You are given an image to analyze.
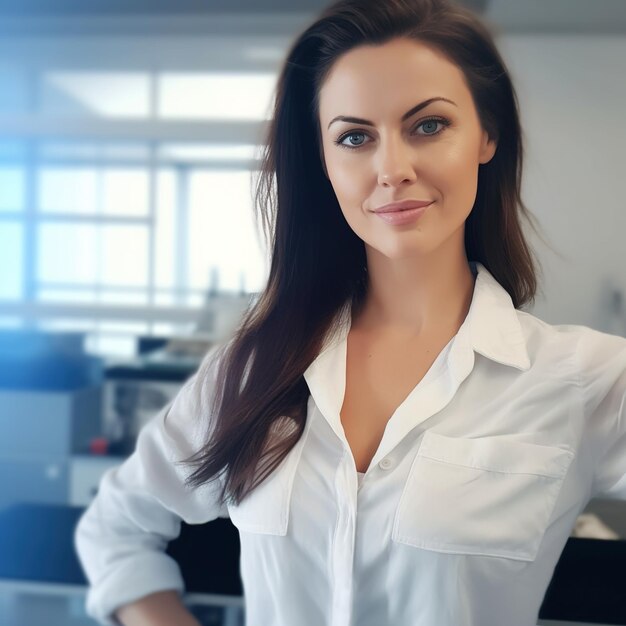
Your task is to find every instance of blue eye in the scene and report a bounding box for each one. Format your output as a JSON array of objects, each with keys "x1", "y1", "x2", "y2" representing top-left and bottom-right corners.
[
  {"x1": 339, "y1": 131, "x2": 368, "y2": 148},
  {"x1": 334, "y1": 116, "x2": 451, "y2": 150},
  {"x1": 420, "y1": 119, "x2": 441, "y2": 135}
]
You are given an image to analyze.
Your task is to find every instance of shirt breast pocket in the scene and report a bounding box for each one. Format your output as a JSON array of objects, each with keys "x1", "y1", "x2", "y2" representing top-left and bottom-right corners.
[
  {"x1": 227, "y1": 417, "x2": 308, "y2": 536},
  {"x1": 392, "y1": 431, "x2": 575, "y2": 562}
]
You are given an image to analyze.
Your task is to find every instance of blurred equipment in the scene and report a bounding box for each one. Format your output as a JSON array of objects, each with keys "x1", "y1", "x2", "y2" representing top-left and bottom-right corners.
[
  {"x1": 101, "y1": 335, "x2": 211, "y2": 456},
  {"x1": 0, "y1": 331, "x2": 103, "y2": 511}
]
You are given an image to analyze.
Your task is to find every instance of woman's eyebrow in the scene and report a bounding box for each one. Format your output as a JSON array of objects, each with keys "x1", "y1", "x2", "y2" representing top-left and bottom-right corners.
[{"x1": 327, "y1": 96, "x2": 457, "y2": 130}]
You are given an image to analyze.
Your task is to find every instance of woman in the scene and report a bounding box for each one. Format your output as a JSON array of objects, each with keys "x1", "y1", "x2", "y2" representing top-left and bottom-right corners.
[{"x1": 75, "y1": 1, "x2": 626, "y2": 625}]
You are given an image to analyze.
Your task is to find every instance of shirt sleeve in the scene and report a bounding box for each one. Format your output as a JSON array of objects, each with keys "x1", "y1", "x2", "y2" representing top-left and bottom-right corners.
[
  {"x1": 74, "y1": 343, "x2": 230, "y2": 626},
  {"x1": 576, "y1": 326, "x2": 626, "y2": 500}
]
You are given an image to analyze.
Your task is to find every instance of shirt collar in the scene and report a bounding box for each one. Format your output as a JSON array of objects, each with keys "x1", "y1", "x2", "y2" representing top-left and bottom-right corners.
[
  {"x1": 307, "y1": 260, "x2": 531, "y2": 375},
  {"x1": 302, "y1": 262, "x2": 531, "y2": 461},
  {"x1": 465, "y1": 261, "x2": 531, "y2": 371}
]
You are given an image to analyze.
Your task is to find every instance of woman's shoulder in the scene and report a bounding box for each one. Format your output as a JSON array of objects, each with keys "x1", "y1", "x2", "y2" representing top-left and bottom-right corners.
[
  {"x1": 516, "y1": 308, "x2": 626, "y2": 349},
  {"x1": 514, "y1": 309, "x2": 626, "y2": 382}
]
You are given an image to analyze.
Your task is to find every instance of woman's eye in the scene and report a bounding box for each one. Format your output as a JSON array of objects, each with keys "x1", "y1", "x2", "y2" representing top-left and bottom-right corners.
[
  {"x1": 419, "y1": 119, "x2": 444, "y2": 135},
  {"x1": 338, "y1": 131, "x2": 369, "y2": 148},
  {"x1": 414, "y1": 118, "x2": 449, "y2": 138},
  {"x1": 334, "y1": 117, "x2": 450, "y2": 150}
]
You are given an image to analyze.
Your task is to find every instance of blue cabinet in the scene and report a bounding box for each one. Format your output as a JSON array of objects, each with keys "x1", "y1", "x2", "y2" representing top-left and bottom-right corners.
[{"x1": 0, "y1": 386, "x2": 102, "y2": 509}]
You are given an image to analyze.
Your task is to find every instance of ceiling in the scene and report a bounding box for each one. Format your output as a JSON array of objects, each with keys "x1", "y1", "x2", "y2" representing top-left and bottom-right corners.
[{"x1": 0, "y1": 0, "x2": 625, "y2": 35}]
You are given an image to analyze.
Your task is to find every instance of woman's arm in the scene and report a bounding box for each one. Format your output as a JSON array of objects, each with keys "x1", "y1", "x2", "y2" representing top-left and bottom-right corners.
[
  {"x1": 74, "y1": 344, "x2": 230, "y2": 626},
  {"x1": 114, "y1": 590, "x2": 202, "y2": 626},
  {"x1": 577, "y1": 327, "x2": 626, "y2": 500}
]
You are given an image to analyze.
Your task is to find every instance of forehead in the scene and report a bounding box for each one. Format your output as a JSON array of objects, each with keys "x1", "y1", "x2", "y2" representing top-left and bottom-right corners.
[{"x1": 318, "y1": 38, "x2": 471, "y2": 119}]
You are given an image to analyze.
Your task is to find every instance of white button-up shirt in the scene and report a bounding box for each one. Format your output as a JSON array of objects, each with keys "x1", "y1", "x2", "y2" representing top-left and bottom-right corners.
[{"x1": 75, "y1": 262, "x2": 626, "y2": 626}]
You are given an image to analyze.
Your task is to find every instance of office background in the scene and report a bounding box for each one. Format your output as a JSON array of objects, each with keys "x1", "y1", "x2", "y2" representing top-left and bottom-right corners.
[{"x1": 0, "y1": 1, "x2": 625, "y2": 625}]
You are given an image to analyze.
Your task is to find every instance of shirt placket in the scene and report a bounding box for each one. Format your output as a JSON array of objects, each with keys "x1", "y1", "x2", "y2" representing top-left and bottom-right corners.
[{"x1": 330, "y1": 451, "x2": 358, "y2": 626}]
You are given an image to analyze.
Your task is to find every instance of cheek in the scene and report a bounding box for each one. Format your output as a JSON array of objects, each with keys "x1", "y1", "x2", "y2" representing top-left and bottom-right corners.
[
  {"x1": 327, "y1": 171, "x2": 369, "y2": 231},
  {"x1": 435, "y1": 140, "x2": 475, "y2": 177},
  {"x1": 327, "y1": 157, "x2": 366, "y2": 203},
  {"x1": 433, "y1": 144, "x2": 481, "y2": 208}
]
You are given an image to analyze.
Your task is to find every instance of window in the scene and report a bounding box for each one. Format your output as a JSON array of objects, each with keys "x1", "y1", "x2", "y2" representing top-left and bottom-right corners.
[
  {"x1": 0, "y1": 222, "x2": 23, "y2": 300},
  {"x1": 158, "y1": 72, "x2": 276, "y2": 120},
  {"x1": 40, "y1": 71, "x2": 151, "y2": 118},
  {"x1": 0, "y1": 167, "x2": 25, "y2": 213},
  {"x1": 0, "y1": 65, "x2": 275, "y2": 356}
]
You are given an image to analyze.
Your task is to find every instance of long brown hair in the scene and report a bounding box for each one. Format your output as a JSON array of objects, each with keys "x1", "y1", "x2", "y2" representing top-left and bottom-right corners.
[{"x1": 179, "y1": 0, "x2": 547, "y2": 507}]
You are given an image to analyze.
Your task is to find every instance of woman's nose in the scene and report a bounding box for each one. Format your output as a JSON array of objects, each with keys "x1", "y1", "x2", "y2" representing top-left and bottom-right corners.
[{"x1": 376, "y1": 135, "x2": 417, "y2": 187}]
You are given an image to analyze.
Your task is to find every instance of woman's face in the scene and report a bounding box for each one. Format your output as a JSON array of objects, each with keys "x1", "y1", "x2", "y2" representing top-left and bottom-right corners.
[{"x1": 318, "y1": 37, "x2": 497, "y2": 261}]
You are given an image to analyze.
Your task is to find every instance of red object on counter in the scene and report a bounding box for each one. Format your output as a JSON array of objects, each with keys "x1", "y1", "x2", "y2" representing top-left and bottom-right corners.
[{"x1": 89, "y1": 437, "x2": 109, "y2": 455}]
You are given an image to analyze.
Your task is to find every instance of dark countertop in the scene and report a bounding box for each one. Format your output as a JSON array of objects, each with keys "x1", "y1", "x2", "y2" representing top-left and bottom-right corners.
[{"x1": 0, "y1": 503, "x2": 242, "y2": 596}]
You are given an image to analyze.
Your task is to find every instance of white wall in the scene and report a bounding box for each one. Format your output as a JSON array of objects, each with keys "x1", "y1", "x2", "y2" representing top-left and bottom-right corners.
[{"x1": 498, "y1": 34, "x2": 626, "y2": 334}]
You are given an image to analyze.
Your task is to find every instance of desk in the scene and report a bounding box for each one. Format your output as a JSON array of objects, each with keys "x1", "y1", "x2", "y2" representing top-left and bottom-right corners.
[{"x1": 0, "y1": 581, "x2": 243, "y2": 626}]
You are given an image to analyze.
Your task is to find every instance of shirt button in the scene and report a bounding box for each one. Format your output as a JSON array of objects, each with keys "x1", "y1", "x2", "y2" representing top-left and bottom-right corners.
[{"x1": 379, "y1": 458, "x2": 393, "y2": 470}]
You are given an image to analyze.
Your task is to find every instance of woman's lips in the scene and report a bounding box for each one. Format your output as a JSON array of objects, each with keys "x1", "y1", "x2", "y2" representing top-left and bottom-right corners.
[
  {"x1": 374, "y1": 203, "x2": 431, "y2": 225},
  {"x1": 373, "y1": 199, "x2": 433, "y2": 213}
]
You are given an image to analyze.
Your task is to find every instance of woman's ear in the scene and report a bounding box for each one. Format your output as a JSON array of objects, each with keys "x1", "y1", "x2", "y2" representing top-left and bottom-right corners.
[{"x1": 479, "y1": 128, "x2": 498, "y2": 165}]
